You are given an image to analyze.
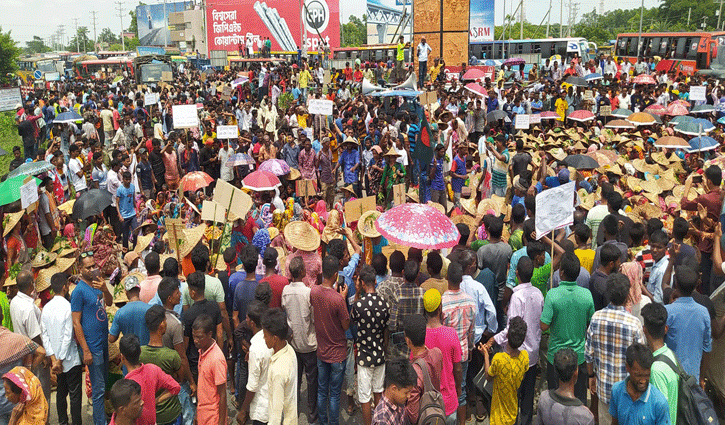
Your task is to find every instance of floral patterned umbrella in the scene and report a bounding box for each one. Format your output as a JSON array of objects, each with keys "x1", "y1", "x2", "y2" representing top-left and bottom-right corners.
[
  {"x1": 179, "y1": 171, "x2": 213, "y2": 192},
  {"x1": 666, "y1": 103, "x2": 689, "y2": 116},
  {"x1": 259, "y1": 159, "x2": 291, "y2": 176},
  {"x1": 374, "y1": 203, "x2": 460, "y2": 249}
]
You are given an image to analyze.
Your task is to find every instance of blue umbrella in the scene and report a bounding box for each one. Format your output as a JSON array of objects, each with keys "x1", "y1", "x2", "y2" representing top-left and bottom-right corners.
[
  {"x1": 54, "y1": 110, "x2": 82, "y2": 123},
  {"x1": 718, "y1": 116, "x2": 725, "y2": 125},
  {"x1": 688, "y1": 136, "x2": 719, "y2": 152},
  {"x1": 585, "y1": 73, "x2": 603, "y2": 81},
  {"x1": 675, "y1": 119, "x2": 715, "y2": 136},
  {"x1": 669, "y1": 115, "x2": 693, "y2": 126},
  {"x1": 7, "y1": 160, "x2": 54, "y2": 178}
]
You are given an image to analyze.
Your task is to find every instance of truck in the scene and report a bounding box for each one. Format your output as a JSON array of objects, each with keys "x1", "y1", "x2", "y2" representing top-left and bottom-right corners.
[{"x1": 133, "y1": 55, "x2": 174, "y2": 84}]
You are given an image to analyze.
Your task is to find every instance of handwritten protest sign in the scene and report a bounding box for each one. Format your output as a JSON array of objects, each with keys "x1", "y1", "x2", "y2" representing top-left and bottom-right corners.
[
  {"x1": 690, "y1": 86, "x2": 706, "y2": 101},
  {"x1": 172, "y1": 104, "x2": 199, "y2": 128},
  {"x1": 418, "y1": 91, "x2": 436, "y2": 105},
  {"x1": 308, "y1": 99, "x2": 333, "y2": 115},
  {"x1": 344, "y1": 196, "x2": 376, "y2": 223},
  {"x1": 514, "y1": 114, "x2": 530, "y2": 130},
  {"x1": 393, "y1": 184, "x2": 406, "y2": 206},
  {"x1": 221, "y1": 85, "x2": 233, "y2": 101},
  {"x1": 20, "y1": 180, "x2": 38, "y2": 210},
  {"x1": 216, "y1": 125, "x2": 238, "y2": 139},
  {"x1": 214, "y1": 179, "x2": 252, "y2": 220},
  {"x1": 201, "y1": 200, "x2": 227, "y2": 223},
  {"x1": 165, "y1": 218, "x2": 184, "y2": 259},
  {"x1": 535, "y1": 181, "x2": 575, "y2": 240},
  {"x1": 144, "y1": 92, "x2": 158, "y2": 106},
  {"x1": 530, "y1": 114, "x2": 541, "y2": 124}
]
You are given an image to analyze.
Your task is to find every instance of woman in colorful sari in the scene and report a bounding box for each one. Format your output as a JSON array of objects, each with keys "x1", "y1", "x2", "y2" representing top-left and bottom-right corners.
[
  {"x1": 3, "y1": 366, "x2": 47, "y2": 425},
  {"x1": 380, "y1": 148, "x2": 406, "y2": 207}
]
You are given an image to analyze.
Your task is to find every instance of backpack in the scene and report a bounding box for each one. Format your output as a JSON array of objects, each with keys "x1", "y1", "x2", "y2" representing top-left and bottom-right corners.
[
  {"x1": 655, "y1": 354, "x2": 720, "y2": 425},
  {"x1": 413, "y1": 358, "x2": 446, "y2": 425}
]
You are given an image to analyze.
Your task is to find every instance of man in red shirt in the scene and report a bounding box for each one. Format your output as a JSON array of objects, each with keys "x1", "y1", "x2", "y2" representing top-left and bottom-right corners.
[
  {"x1": 193, "y1": 314, "x2": 228, "y2": 425},
  {"x1": 261, "y1": 247, "x2": 289, "y2": 308},
  {"x1": 404, "y1": 314, "x2": 444, "y2": 424},
  {"x1": 108, "y1": 379, "x2": 144, "y2": 425}
]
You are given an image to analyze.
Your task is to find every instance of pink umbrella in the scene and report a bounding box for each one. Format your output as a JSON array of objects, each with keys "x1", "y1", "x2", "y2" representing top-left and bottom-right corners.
[
  {"x1": 540, "y1": 111, "x2": 561, "y2": 120},
  {"x1": 464, "y1": 82, "x2": 487, "y2": 97},
  {"x1": 374, "y1": 203, "x2": 460, "y2": 249},
  {"x1": 644, "y1": 104, "x2": 667, "y2": 116},
  {"x1": 179, "y1": 171, "x2": 213, "y2": 192},
  {"x1": 461, "y1": 69, "x2": 486, "y2": 81},
  {"x1": 670, "y1": 99, "x2": 691, "y2": 108},
  {"x1": 567, "y1": 110, "x2": 595, "y2": 122},
  {"x1": 242, "y1": 170, "x2": 281, "y2": 191},
  {"x1": 259, "y1": 159, "x2": 291, "y2": 176},
  {"x1": 666, "y1": 103, "x2": 689, "y2": 116},
  {"x1": 632, "y1": 74, "x2": 656, "y2": 84}
]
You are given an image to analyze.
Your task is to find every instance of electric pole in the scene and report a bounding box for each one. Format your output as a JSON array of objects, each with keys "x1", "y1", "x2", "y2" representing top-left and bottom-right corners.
[
  {"x1": 546, "y1": 0, "x2": 552, "y2": 36},
  {"x1": 116, "y1": 1, "x2": 126, "y2": 51},
  {"x1": 90, "y1": 10, "x2": 98, "y2": 51},
  {"x1": 57, "y1": 25, "x2": 65, "y2": 50},
  {"x1": 520, "y1": 0, "x2": 524, "y2": 39},
  {"x1": 73, "y1": 18, "x2": 80, "y2": 52},
  {"x1": 568, "y1": 2, "x2": 579, "y2": 37}
]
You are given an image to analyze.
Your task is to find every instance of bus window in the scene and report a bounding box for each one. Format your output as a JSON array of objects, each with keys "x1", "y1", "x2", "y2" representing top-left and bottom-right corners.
[
  {"x1": 495, "y1": 43, "x2": 504, "y2": 59},
  {"x1": 650, "y1": 37, "x2": 660, "y2": 56},
  {"x1": 686, "y1": 38, "x2": 698, "y2": 60},
  {"x1": 532, "y1": 43, "x2": 541, "y2": 54},
  {"x1": 555, "y1": 42, "x2": 567, "y2": 58},
  {"x1": 580, "y1": 42, "x2": 590, "y2": 61},
  {"x1": 541, "y1": 42, "x2": 552, "y2": 57},
  {"x1": 675, "y1": 37, "x2": 687, "y2": 58},
  {"x1": 617, "y1": 38, "x2": 626, "y2": 56}
]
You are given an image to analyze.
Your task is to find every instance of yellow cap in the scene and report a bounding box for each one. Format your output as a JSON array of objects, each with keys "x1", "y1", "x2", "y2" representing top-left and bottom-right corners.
[{"x1": 423, "y1": 288, "x2": 442, "y2": 312}]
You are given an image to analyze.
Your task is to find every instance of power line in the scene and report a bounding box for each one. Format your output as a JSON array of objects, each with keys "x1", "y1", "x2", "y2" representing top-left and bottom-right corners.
[
  {"x1": 116, "y1": 1, "x2": 126, "y2": 51},
  {"x1": 72, "y1": 18, "x2": 80, "y2": 52},
  {"x1": 90, "y1": 10, "x2": 98, "y2": 51}
]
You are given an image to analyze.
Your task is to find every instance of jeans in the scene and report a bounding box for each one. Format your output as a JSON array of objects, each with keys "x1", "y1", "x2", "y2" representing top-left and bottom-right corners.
[
  {"x1": 178, "y1": 382, "x2": 195, "y2": 425},
  {"x1": 88, "y1": 348, "x2": 109, "y2": 425},
  {"x1": 430, "y1": 188, "x2": 448, "y2": 212},
  {"x1": 517, "y1": 365, "x2": 538, "y2": 425},
  {"x1": 24, "y1": 142, "x2": 36, "y2": 160},
  {"x1": 56, "y1": 364, "x2": 82, "y2": 425},
  {"x1": 297, "y1": 351, "x2": 319, "y2": 422},
  {"x1": 317, "y1": 358, "x2": 347, "y2": 425},
  {"x1": 121, "y1": 216, "x2": 135, "y2": 249},
  {"x1": 492, "y1": 185, "x2": 506, "y2": 197},
  {"x1": 419, "y1": 61, "x2": 428, "y2": 85},
  {"x1": 459, "y1": 360, "x2": 469, "y2": 405},
  {"x1": 345, "y1": 340, "x2": 355, "y2": 398}
]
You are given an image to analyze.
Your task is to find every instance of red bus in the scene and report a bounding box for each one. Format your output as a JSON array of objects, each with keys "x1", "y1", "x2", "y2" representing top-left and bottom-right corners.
[{"x1": 615, "y1": 31, "x2": 725, "y2": 76}]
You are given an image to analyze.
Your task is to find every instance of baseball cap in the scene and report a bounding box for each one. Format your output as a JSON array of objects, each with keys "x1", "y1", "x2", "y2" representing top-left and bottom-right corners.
[
  {"x1": 423, "y1": 288, "x2": 442, "y2": 312},
  {"x1": 558, "y1": 168, "x2": 570, "y2": 183},
  {"x1": 123, "y1": 273, "x2": 141, "y2": 291},
  {"x1": 263, "y1": 247, "x2": 278, "y2": 263}
]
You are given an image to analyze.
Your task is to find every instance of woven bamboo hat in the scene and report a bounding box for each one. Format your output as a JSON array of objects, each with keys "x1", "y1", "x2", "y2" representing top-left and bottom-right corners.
[{"x1": 284, "y1": 221, "x2": 321, "y2": 252}]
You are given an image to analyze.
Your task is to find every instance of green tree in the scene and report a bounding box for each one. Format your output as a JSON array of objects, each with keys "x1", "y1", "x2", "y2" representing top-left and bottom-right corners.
[
  {"x1": 24, "y1": 36, "x2": 51, "y2": 55},
  {"x1": 0, "y1": 27, "x2": 20, "y2": 85},
  {"x1": 341, "y1": 15, "x2": 367, "y2": 47},
  {"x1": 99, "y1": 28, "x2": 120, "y2": 45},
  {"x1": 128, "y1": 2, "x2": 146, "y2": 37},
  {"x1": 67, "y1": 26, "x2": 92, "y2": 52},
  {"x1": 125, "y1": 36, "x2": 140, "y2": 51}
]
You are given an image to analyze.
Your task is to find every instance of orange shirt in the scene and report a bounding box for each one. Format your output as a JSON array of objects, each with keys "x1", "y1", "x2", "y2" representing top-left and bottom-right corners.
[{"x1": 197, "y1": 342, "x2": 227, "y2": 425}]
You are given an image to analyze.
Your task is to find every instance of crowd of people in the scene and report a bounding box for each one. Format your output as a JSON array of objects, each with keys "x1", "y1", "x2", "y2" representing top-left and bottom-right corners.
[{"x1": 2, "y1": 49, "x2": 725, "y2": 425}]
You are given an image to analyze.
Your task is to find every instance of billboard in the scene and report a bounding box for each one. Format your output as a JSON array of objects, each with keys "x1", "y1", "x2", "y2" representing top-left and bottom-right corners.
[
  {"x1": 469, "y1": 0, "x2": 494, "y2": 42},
  {"x1": 207, "y1": 0, "x2": 340, "y2": 52},
  {"x1": 136, "y1": 2, "x2": 193, "y2": 46}
]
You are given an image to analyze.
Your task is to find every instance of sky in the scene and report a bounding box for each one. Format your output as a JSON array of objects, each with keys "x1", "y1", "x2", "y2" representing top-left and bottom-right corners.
[{"x1": 2, "y1": 0, "x2": 662, "y2": 47}]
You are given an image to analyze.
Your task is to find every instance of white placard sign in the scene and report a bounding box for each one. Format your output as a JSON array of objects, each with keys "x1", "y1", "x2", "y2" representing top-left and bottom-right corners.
[
  {"x1": 0, "y1": 88, "x2": 22, "y2": 112},
  {"x1": 217, "y1": 125, "x2": 239, "y2": 139},
  {"x1": 201, "y1": 200, "x2": 227, "y2": 223},
  {"x1": 530, "y1": 114, "x2": 541, "y2": 124},
  {"x1": 535, "y1": 181, "x2": 575, "y2": 240},
  {"x1": 690, "y1": 86, "x2": 706, "y2": 102},
  {"x1": 20, "y1": 181, "x2": 38, "y2": 209},
  {"x1": 172, "y1": 104, "x2": 200, "y2": 128},
  {"x1": 308, "y1": 99, "x2": 333, "y2": 115},
  {"x1": 514, "y1": 114, "x2": 530, "y2": 130},
  {"x1": 144, "y1": 92, "x2": 158, "y2": 106}
]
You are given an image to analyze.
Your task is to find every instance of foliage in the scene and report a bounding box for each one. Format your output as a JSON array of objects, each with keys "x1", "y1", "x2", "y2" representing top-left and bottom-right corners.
[
  {"x1": 109, "y1": 43, "x2": 124, "y2": 51},
  {"x1": 0, "y1": 27, "x2": 20, "y2": 85},
  {"x1": 341, "y1": 15, "x2": 367, "y2": 47},
  {"x1": 277, "y1": 91, "x2": 294, "y2": 111},
  {"x1": 99, "y1": 28, "x2": 120, "y2": 46},
  {"x1": 126, "y1": 37, "x2": 140, "y2": 51},
  {"x1": 0, "y1": 111, "x2": 22, "y2": 175},
  {"x1": 67, "y1": 26, "x2": 92, "y2": 52},
  {"x1": 24, "y1": 36, "x2": 51, "y2": 55}
]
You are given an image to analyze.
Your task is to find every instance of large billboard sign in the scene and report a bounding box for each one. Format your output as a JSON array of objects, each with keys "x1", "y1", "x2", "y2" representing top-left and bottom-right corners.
[
  {"x1": 469, "y1": 0, "x2": 494, "y2": 42},
  {"x1": 206, "y1": 0, "x2": 340, "y2": 52},
  {"x1": 136, "y1": 2, "x2": 193, "y2": 46}
]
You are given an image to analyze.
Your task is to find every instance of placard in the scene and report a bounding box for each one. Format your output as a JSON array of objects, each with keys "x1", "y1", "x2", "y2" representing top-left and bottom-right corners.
[
  {"x1": 690, "y1": 85, "x2": 706, "y2": 102},
  {"x1": 172, "y1": 104, "x2": 200, "y2": 128},
  {"x1": 514, "y1": 114, "x2": 530, "y2": 130},
  {"x1": 44, "y1": 72, "x2": 60, "y2": 81},
  {"x1": 201, "y1": 200, "x2": 227, "y2": 223},
  {"x1": 418, "y1": 91, "x2": 437, "y2": 105},
  {"x1": 530, "y1": 114, "x2": 541, "y2": 124},
  {"x1": 165, "y1": 218, "x2": 184, "y2": 257},
  {"x1": 323, "y1": 70, "x2": 331, "y2": 85},
  {"x1": 20, "y1": 180, "x2": 38, "y2": 209},
  {"x1": 535, "y1": 181, "x2": 575, "y2": 240},
  {"x1": 381, "y1": 244, "x2": 409, "y2": 260},
  {"x1": 344, "y1": 196, "x2": 376, "y2": 223},
  {"x1": 213, "y1": 179, "x2": 252, "y2": 220},
  {"x1": 599, "y1": 106, "x2": 611, "y2": 117},
  {"x1": 161, "y1": 71, "x2": 173, "y2": 82},
  {"x1": 308, "y1": 99, "x2": 333, "y2": 115},
  {"x1": 216, "y1": 125, "x2": 239, "y2": 139},
  {"x1": 0, "y1": 88, "x2": 21, "y2": 112},
  {"x1": 393, "y1": 184, "x2": 406, "y2": 206},
  {"x1": 296, "y1": 180, "x2": 317, "y2": 198},
  {"x1": 144, "y1": 92, "x2": 158, "y2": 106},
  {"x1": 221, "y1": 85, "x2": 232, "y2": 101}
]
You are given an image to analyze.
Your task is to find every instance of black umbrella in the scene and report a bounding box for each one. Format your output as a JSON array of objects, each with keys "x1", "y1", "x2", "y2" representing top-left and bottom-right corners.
[
  {"x1": 487, "y1": 110, "x2": 508, "y2": 122},
  {"x1": 565, "y1": 76, "x2": 588, "y2": 86},
  {"x1": 563, "y1": 154, "x2": 600, "y2": 170},
  {"x1": 72, "y1": 189, "x2": 114, "y2": 220}
]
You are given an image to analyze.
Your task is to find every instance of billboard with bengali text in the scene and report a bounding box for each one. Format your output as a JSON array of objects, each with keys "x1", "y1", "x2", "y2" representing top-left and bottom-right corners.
[
  {"x1": 206, "y1": 0, "x2": 340, "y2": 52},
  {"x1": 469, "y1": 0, "x2": 494, "y2": 43},
  {"x1": 136, "y1": 2, "x2": 193, "y2": 46}
]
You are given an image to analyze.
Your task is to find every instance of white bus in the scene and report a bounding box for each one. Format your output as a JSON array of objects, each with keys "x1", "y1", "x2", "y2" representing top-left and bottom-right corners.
[{"x1": 469, "y1": 37, "x2": 597, "y2": 65}]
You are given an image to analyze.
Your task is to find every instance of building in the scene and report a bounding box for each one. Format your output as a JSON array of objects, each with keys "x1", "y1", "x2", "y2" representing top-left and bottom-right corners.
[{"x1": 169, "y1": 9, "x2": 208, "y2": 55}]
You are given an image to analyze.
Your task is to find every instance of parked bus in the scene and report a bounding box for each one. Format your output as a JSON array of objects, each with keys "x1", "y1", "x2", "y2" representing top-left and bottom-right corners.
[
  {"x1": 615, "y1": 31, "x2": 725, "y2": 76},
  {"x1": 16, "y1": 56, "x2": 63, "y2": 82},
  {"x1": 331, "y1": 44, "x2": 410, "y2": 69},
  {"x1": 133, "y1": 55, "x2": 173, "y2": 83},
  {"x1": 73, "y1": 57, "x2": 134, "y2": 80},
  {"x1": 96, "y1": 51, "x2": 131, "y2": 59},
  {"x1": 469, "y1": 37, "x2": 597, "y2": 65}
]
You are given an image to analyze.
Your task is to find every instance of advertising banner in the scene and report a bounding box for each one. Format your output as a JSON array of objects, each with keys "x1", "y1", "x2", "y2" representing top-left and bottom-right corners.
[
  {"x1": 206, "y1": 0, "x2": 340, "y2": 52},
  {"x1": 136, "y1": 2, "x2": 193, "y2": 46},
  {"x1": 469, "y1": 0, "x2": 494, "y2": 43}
]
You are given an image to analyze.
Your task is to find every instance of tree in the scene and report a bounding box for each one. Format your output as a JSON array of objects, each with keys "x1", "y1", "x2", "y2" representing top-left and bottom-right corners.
[
  {"x1": 99, "y1": 28, "x2": 120, "y2": 46},
  {"x1": 24, "y1": 36, "x2": 51, "y2": 55},
  {"x1": 341, "y1": 15, "x2": 367, "y2": 47},
  {"x1": 67, "y1": 26, "x2": 92, "y2": 53},
  {"x1": 0, "y1": 27, "x2": 21, "y2": 85},
  {"x1": 125, "y1": 36, "x2": 140, "y2": 51},
  {"x1": 128, "y1": 2, "x2": 146, "y2": 37}
]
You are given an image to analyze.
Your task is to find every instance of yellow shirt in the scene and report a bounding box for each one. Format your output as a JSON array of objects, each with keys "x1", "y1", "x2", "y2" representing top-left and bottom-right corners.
[
  {"x1": 299, "y1": 70, "x2": 312, "y2": 89},
  {"x1": 555, "y1": 98, "x2": 568, "y2": 121},
  {"x1": 489, "y1": 350, "x2": 529, "y2": 425},
  {"x1": 575, "y1": 248, "x2": 595, "y2": 274},
  {"x1": 429, "y1": 64, "x2": 441, "y2": 82},
  {"x1": 396, "y1": 43, "x2": 405, "y2": 61}
]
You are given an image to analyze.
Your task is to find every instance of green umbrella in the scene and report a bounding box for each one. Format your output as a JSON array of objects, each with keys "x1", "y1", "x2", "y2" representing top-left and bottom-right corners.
[{"x1": 0, "y1": 175, "x2": 41, "y2": 207}]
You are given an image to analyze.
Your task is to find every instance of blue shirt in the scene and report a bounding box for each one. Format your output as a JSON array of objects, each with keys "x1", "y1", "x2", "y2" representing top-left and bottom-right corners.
[
  {"x1": 535, "y1": 176, "x2": 564, "y2": 193},
  {"x1": 609, "y1": 379, "x2": 670, "y2": 425},
  {"x1": 338, "y1": 149, "x2": 360, "y2": 184},
  {"x1": 342, "y1": 253, "x2": 360, "y2": 340},
  {"x1": 665, "y1": 297, "x2": 712, "y2": 380},
  {"x1": 109, "y1": 300, "x2": 151, "y2": 345},
  {"x1": 430, "y1": 157, "x2": 445, "y2": 191},
  {"x1": 70, "y1": 279, "x2": 108, "y2": 354},
  {"x1": 117, "y1": 184, "x2": 136, "y2": 219},
  {"x1": 233, "y1": 276, "x2": 260, "y2": 325},
  {"x1": 461, "y1": 275, "x2": 497, "y2": 341},
  {"x1": 149, "y1": 280, "x2": 189, "y2": 316}
]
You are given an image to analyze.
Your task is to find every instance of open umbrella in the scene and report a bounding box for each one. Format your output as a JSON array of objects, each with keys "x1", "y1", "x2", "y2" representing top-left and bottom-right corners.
[
  {"x1": 231, "y1": 76, "x2": 249, "y2": 88},
  {"x1": 718, "y1": 116, "x2": 725, "y2": 125},
  {"x1": 688, "y1": 136, "x2": 719, "y2": 152},
  {"x1": 179, "y1": 171, "x2": 213, "y2": 192},
  {"x1": 0, "y1": 175, "x2": 40, "y2": 207},
  {"x1": 691, "y1": 104, "x2": 716, "y2": 114},
  {"x1": 225, "y1": 153, "x2": 255, "y2": 167},
  {"x1": 674, "y1": 118, "x2": 715, "y2": 136},
  {"x1": 539, "y1": 111, "x2": 561, "y2": 120},
  {"x1": 7, "y1": 160, "x2": 54, "y2": 179},
  {"x1": 242, "y1": 170, "x2": 281, "y2": 191},
  {"x1": 567, "y1": 110, "x2": 595, "y2": 122},
  {"x1": 563, "y1": 154, "x2": 599, "y2": 170},
  {"x1": 487, "y1": 110, "x2": 508, "y2": 121},
  {"x1": 644, "y1": 104, "x2": 667, "y2": 116},
  {"x1": 669, "y1": 115, "x2": 693, "y2": 126},
  {"x1": 565, "y1": 76, "x2": 588, "y2": 86},
  {"x1": 585, "y1": 73, "x2": 603, "y2": 81},
  {"x1": 627, "y1": 112, "x2": 657, "y2": 126},
  {"x1": 654, "y1": 136, "x2": 690, "y2": 149},
  {"x1": 374, "y1": 203, "x2": 460, "y2": 249},
  {"x1": 611, "y1": 108, "x2": 634, "y2": 118},
  {"x1": 604, "y1": 119, "x2": 635, "y2": 129},
  {"x1": 671, "y1": 99, "x2": 691, "y2": 108},
  {"x1": 54, "y1": 111, "x2": 83, "y2": 124},
  {"x1": 259, "y1": 159, "x2": 291, "y2": 176},
  {"x1": 72, "y1": 189, "x2": 113, "y2": 220},
  {"x1": 502, "y1": 57, "x2": 526, "y2": 66},
  {"x1": 464, "y1": 82, "x2": 487, "y2": 97},
  {"x1": 461, "y1": 69, "x2": 486, "y2": 81},
  {"x1": 632, "y1": 74, "x2": 656, "y2": 84},
  {"x1": 666, "y1": 103, "x2": 689, "y2": 116}
]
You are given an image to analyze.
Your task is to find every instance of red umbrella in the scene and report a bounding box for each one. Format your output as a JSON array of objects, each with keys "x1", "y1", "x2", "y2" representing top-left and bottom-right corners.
[
  {"x1": 464, "y1": 82, "x2": 487, "y2": 97},
  {"x1": 179, "y1": 171, "x2": 213, "y2": 192},
  {"x1": 666, "y1": 103, "x2": 689, "y2": 116},
  {"x1": 540, "y1": 111, "x2": 561, "y2": 120},
  {"x1": 670, "y1": 99, "x2": 691, "y2": 108},
  {"x1": 461, "y1": 69, "x2": 486, "y2": 81},
  {"x1": 567, "y1": 110, "x2": 595, "y2": 122},
  {"x1": 374, "y1": 203, "x2": 460, "y2": 249},
  {"x1": 242, "y1": 170, "x2": 281, "y2": 191},
  {"x1": 644, "y1": 104, "x2": 667, "y2": 116},
  {"x1": 632, "y1": 74, "x2": 656, "y2": 84}
]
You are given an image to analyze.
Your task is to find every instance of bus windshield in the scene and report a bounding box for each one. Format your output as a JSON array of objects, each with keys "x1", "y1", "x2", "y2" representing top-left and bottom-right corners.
[
  {"x1": 138, "y1": 63, "x2": 172, "y2": 83},
  {"x1": 579, "y1": 42, "x2": 590, "y2": 62},
  {"x1": 36, "y1": 60, "x2": 57, "y2": 73}
]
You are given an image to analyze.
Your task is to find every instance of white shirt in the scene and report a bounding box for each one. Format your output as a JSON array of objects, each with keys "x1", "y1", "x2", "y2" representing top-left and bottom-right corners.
[
  {"x1": 218, "y1": 147, "x2": 234, "y2": 181},
  {"x1": 10, "y1": 291, "x2": 42, "y2": 340},
  {"x1": 107, "y1": 169, "x2": 121, "y2": 207},
  {"x1": 281, "y1": 282, "x2": 317, "y2": 353},
  {"x1": 267, "y1": 344, "x2": 298, "y2": 425},
  {"x1": 41, "y1": 295, "x2": 81, "y2": 372},
  {"x1": 246, "y1": 330, "x2": 273, "y2": 422},
  {"x1": 417, "y1": 42, "x2": 432, "y2": 62},
  {"x1": 68, "y1": 157, "x2": 87, "y2": 192}
]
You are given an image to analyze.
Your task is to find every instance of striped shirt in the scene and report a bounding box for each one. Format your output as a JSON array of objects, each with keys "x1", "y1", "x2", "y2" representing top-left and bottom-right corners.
[
  {"x1": 442, "y1": 289, "x2": 477, "y2": 362},
  {"x1": 491, "y1": 149, "x2": 509, "y2": 188},
  {"x1": 584, "y1": 304, "x2": 644, "y2": 404}
]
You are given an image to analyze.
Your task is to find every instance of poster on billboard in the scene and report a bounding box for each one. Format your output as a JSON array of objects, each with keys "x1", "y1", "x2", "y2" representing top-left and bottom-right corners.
[
  {"x1": 469, "y1": 0, "x2": 494, "y2": 43},
  {"x1": 137, "y1": 2, "x2": 193, "y2": 46},
  {"x1": 206, "y1": 0, "x2": 340, "y2": 52}
]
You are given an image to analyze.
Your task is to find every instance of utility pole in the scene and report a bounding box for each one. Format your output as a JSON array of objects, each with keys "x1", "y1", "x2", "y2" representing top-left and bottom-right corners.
[
  {"x1": 116, "y1": 1, "x2": 126, "y2": 51},
  {"x1": 568, "y1": 2, "x2": 579, "y2": 37},
  {"x1": 520, "y1": 0, "x2": 524, "y2": 39},
  {"x1": 636, "y1": 0, "x2": 644, "y2": 57},
  {"x1": 687, "y1": 8, "x2": 691, "y2": 27},
  {"x1": 57, "y1": 25, "x2": 65, "y2": 50},
  {"x1": 90, "y1": 10, "x2": 98, "y2": 51},
  {"x1": 546, "y1": 0, "x2": 552, "y2": 36},
  {"x1": 73, "y1": 18, "x2": 80, "y2": 52},
  {"x1": 718, "y1": 0, "x2": 723, "y2": 31}
]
